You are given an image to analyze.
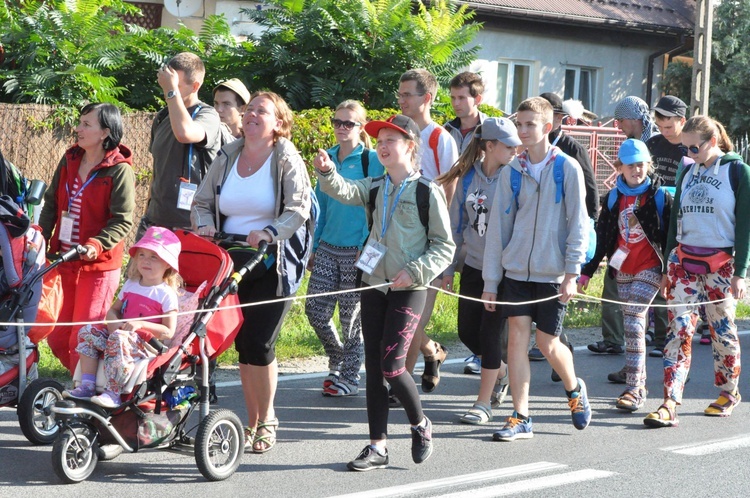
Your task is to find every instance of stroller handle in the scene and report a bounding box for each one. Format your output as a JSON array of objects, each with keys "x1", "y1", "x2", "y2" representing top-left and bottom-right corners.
[
  {"x1": 60, "y1": 245, "x2": 87, "y2": 262},
  {"x1": 148, "y1": 336, "x2": 169, "y2": 355}
]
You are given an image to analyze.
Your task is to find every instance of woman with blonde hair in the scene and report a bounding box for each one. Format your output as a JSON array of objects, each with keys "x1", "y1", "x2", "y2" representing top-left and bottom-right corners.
[
  {"x1": 644, "y1": 116, "x2": 750, "y2": 427},
  {"x1": 306, "y1": 100, "x2": 384, "y2": 397},
  {"x1": 192, "y1": 91, "x2": 311, "y2": 452}
]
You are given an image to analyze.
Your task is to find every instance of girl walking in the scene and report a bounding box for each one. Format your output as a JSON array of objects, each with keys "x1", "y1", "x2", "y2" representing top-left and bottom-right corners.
[
  {"x1": 438, "y1": 117, "x2": 521, "y2": 424},
  {"x1": 578, "y1": 139, "x2": 672, "y2": 411},
  {"x1": 64, "y1": 226, "x2": 181, "y2": 408},
  {"x1": 644, "y1": 116, "x2": 750, "y2": 427},
  {"x1": 305, "y1": 100, "x2": 383, "y2": 397},
  {"x1": 314, "y1": 115, "x2": 454, "y2": 470}
]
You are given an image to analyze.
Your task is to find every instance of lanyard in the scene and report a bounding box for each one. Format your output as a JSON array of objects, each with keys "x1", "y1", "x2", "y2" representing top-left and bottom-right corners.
[
  {"x1": 66, "y1": 171, "x2": 99, "y2": 211},
  {"x1": 551, "y1": 130, "x2": 562, "y2": 147},
  {"x1": 185, "y1": 104, "x2": 203, "y2": 182},
  {"x1": 380, "y1": 174, "x2": 411, "y2": 238}
]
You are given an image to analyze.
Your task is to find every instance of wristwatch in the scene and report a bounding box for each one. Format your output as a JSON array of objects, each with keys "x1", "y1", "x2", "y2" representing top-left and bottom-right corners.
[{"x1": 166, "y1": 90, "x2": 177, "y2": 100}]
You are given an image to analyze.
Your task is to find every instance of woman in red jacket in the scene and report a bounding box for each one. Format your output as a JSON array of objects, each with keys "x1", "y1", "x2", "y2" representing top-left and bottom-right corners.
[{"x1": 40, "y1": 103, "x2": 136, "y2": 372}]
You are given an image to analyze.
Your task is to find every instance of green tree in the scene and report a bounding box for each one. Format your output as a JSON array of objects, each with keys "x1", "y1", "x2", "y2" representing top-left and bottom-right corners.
[
  {"x1": 710, "y1": 0, "x2": 750, "y2": 138},
  {"x1": 658, "y1": 59, "x2": 692, "y2": 107},
  {"x1": 0, "y1": 0, "x2": 137, "y2": 125},
  {"x1": 242, "y1": 0, "x2": 481, "y2": 110}
]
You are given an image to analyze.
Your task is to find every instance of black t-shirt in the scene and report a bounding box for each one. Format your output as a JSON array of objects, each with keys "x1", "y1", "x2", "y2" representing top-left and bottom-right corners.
[{"x1": 646, "y1": 134, "x2": 684, "y2": 187}]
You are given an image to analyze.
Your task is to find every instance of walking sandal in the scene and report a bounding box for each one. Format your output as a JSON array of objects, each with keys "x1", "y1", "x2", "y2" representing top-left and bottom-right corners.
[
  {"x1": 421, "y1": 343, "x2": 448, "y2": 393},
  {"x1": 643, "y1": 403, "x2": 679, "y2": 428},
  {"x1": 704, "y1": 390, "x2": 741, "y2": 417},
  {"x1": 616, "y1": 387, "x2": 647, "y2": 412},
  {"x1": 253, "y1": 418, "x2": 279, "y2": 453}
]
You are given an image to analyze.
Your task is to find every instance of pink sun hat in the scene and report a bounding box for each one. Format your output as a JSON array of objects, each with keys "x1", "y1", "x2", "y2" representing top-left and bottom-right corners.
[{"x1": 129, "y1": 226, "x2": 181, "y2": 272}]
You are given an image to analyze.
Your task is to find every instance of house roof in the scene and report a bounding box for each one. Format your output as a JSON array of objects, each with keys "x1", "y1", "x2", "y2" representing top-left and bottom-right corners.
[{"x1": 461, "y1": 0, "x2": 695, "y2": 35}]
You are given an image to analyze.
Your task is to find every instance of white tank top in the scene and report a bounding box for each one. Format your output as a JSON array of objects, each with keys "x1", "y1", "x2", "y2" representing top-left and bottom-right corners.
[{"x1": 220, "y1": 153, "x2": 276, "y2": 235}]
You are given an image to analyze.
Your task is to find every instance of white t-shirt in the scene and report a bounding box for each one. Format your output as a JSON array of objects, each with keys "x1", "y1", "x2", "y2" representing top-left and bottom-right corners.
[
  {"x1": 418, "y1": 122, "x2": 459, "y2": 180},
  {"x1": 220, "y1": 153, "x2": 276, "y2": 235},
  {"x1": 527, "y1": 148, "x2": 555, "y2": 183}
]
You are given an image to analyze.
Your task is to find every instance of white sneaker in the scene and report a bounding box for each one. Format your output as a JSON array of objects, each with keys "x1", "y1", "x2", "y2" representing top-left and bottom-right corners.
[
  {"x1": 463, "y1": 354, "x2": 481, "y2": 375},
  {"x1": 323, "y1": 380, "x2": 359, "y2": 397}
]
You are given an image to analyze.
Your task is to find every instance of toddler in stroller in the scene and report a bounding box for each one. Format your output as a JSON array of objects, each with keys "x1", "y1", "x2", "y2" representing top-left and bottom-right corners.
[
  {"x1": 64, "y1": 226, "x2": 181, "y2": 408},
  {"x1": 51, "y1": 229, "x2": 264, "y2": 483}
]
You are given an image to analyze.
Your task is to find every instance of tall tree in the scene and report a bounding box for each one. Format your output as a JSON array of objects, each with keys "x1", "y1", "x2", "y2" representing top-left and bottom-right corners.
[{"x1": 242, "y1": 0, "x2": 481, "y2": 110}]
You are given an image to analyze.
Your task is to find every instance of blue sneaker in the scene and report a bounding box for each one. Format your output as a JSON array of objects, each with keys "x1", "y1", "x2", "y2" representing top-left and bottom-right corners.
[
  {"x1": 463, "y1": 354, "x2": 481, "y2": 374},
  {"x1": 493, "y1": 412, "x2": 533, "y2": 441},
  {"x1": 568, "y1": 378, "x2": 592, "y2": 430}
]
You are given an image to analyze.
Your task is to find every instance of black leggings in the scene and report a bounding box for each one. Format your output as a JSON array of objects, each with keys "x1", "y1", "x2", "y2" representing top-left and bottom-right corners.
[
  {"x1": 234, "y1": 262, "x2": 293, "y2": 366},
  {"x1": 458, "y1": 265, "x2": 507, "y2": 369},
  {"x1": 360, "y1": 287, "x2": 427, "y2": 440}
]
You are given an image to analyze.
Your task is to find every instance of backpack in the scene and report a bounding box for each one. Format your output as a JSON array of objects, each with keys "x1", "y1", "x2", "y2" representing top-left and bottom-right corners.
[
  {"x1": 367, "y1": 175, "x2": 431, "y2": 233},
  {"x1": 455, "y1": 167, "x2": 477, "y2": 234},
  {"x1": 505, "y1": 152, "x2": 597, "y2": 262},
  {"x1": 428, "y1": 127, "x2": 443, "y2": 175}
]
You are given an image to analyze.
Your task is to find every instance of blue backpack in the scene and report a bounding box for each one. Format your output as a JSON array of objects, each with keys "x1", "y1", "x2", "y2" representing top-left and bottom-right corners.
[
  {"x1": 505, "y1": 152, "x2": 596, "y2": 263},
  {"x1": 455, "y1": 167, "x2": 477, "y2": 234}
]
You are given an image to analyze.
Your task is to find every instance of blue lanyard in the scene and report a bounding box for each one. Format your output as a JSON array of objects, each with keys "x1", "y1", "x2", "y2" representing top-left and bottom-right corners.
[
  {"x1": 66, "y1": 171, "x2": 99, "y2": 211},
  {"x1": 380, "y1": 175, "x2": 411, "y2": 238},
  {"x1": 185, "y1": 104, "x2": 203, "y2": 182}
]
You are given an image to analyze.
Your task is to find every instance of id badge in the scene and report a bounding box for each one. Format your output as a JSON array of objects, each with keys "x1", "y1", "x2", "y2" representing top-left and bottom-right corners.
[
  {"x1": 609, "y1": 246, "x2": 631, "y2": 271},
  {"x1": 177, "y1": 182, "x2": 198, "y2": 211},
  {"x1": 676, "y1": 217, "x2": 683, "y2": 238},
  {"x1": 59, "y1": 211, "x2": 74, "y2": 243},
  {"x1": 356, "y1": 240, "x2": 387, "y2": 275}
]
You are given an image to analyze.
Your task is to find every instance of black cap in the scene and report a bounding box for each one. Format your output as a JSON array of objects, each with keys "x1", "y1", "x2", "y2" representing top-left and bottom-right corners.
[
  {"x1": 539, "y1": 92, "x2": 564, "y2": 113},
  {"x1": 653, "y1": 95, "x2": 687, "y2": 118}
]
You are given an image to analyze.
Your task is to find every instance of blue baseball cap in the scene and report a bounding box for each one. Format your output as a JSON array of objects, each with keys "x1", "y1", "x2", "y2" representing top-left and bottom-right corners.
[{"x1": 618, "y1": 138, "x2": 651, "y2": 165}]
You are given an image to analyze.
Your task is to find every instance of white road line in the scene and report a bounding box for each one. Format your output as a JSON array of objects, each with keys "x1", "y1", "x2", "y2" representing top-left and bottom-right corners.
[
  {"x1": 663, "y1": 435, "x2": 750, "y2": 456},
  {"x1": 440, "y1": 469, "x2": 615, "y2": 498},
  {"x1": 327, "y1": 462, "x2": 567, "y2": 498}
]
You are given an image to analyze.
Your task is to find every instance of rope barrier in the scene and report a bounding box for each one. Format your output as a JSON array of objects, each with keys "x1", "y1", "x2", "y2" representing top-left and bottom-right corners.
[{"x1": 0, "y1": 278, "x2": 734, "y2": 330}]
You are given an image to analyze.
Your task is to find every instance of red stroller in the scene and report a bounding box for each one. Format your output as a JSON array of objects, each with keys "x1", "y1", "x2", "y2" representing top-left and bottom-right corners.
[
  {"x1": 0, "y1": 194, "x2": 82, "y2": 445},
  {"x1": 50, "y1": 230, "x2": 264, "y2": 483}
]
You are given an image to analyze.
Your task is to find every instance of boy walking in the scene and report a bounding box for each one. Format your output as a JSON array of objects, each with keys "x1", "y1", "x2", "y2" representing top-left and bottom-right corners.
[
  {"x1": 482, "y1": 97, "x2": 591, "y2": 441},
  {"x1": 397, "y1": 69, "x2": 459, "y2": 392}
]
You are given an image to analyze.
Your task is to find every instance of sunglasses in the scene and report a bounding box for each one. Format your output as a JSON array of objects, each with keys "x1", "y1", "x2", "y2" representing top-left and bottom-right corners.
[
  {"x1": 330, "y1": 118, "x2": 361, "y2": 131},
  {"x1": 679, "y1": 139, "x2": 709, "y2": 155}
]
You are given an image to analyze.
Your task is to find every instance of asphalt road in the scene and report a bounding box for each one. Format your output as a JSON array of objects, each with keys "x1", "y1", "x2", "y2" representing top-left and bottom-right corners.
[{"x1": 3, "y1": 333, "x2": 750, "y2": 497}]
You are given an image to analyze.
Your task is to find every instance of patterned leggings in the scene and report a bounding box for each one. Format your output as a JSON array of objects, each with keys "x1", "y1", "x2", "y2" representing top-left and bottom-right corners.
[
  {"x1": 663, "y1": 249, "x2": 740, "y2": 403},
  {"x1": 305, "y1": 242, "x2": 363, "y2": 383},
  {"x1": 76, "y1": 325, "x2": 151, "y2": 395},
  {"x1": 616, "y1": 266, "x2": 661, "y2": 389},
  {"x1": 360, "y1": 288, "x2": 426, "y2": 441}
]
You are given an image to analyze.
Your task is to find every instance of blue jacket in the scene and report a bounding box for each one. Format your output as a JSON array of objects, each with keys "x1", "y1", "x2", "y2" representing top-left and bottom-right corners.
[{"x1": 313, "y1": 144, "x2": 383, "y2": 251}]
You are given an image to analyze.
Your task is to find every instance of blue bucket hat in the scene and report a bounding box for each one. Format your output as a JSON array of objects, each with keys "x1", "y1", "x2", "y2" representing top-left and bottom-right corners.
[{"x1": 618, "y1": 139, "x2": 652, "y2": 165}]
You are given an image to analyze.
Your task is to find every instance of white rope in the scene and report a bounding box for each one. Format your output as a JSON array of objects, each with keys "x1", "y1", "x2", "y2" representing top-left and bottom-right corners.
[{"x1": 2, "y1": 278, "x2": 734, "y2": 330}]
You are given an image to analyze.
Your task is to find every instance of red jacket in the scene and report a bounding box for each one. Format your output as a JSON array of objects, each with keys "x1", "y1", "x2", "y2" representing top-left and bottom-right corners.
[{"x1": 39, "y1": 144, "x2": 136, "y2": 272}]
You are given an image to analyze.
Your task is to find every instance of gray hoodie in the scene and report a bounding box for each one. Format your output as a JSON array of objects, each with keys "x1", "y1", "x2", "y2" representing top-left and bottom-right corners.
[
  {"x1": 445, "y1": 160, "x2": 502, "y2": 275},
  {"x1": 482, "y1": 146, "x2": 587, "y2": 292}
]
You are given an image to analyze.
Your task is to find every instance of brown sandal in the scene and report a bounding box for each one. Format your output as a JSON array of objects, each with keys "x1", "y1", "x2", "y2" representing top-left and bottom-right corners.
[
  {"x1": 643, "y1": 403, "x2": 679, "y2": 428},
  {"x1": 421, "y1": 343, "x2": 448, "y2": 393},
  {"x1": 616, "y1": 387, "x2": 647, "y2": 412}
]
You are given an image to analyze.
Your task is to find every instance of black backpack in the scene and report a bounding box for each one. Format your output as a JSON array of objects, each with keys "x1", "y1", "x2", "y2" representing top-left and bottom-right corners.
[{"x1": 366, "y1": 174, "x2": 431, "y2": 233}]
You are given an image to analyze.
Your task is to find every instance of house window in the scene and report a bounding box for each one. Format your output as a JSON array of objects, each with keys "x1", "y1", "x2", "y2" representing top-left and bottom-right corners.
[
  {"x1": 564, "y1": 67, "x2": 596, "y2": 111},
  {"x1": 497, "y1": 61, "x2": 533, "y2": 114}
]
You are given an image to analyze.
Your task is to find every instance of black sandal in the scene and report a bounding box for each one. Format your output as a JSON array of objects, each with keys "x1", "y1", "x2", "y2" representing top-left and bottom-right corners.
[{"x1": 421, "y1": 343, "x2": 448, "y2": 393}]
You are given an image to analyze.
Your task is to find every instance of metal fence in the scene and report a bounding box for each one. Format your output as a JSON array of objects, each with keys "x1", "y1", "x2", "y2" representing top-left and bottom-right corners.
[{"x1": 564, "y1": 124, "x2": 626, "y2": 196}]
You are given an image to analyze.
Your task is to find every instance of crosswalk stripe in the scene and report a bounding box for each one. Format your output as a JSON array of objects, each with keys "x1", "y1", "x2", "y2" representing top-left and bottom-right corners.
[
  {"x1": 328, "y1": 462, "x2": 567, "y2": 498},
  {"x1": 440, "y1": 469, "x2": 615, "y2": 498},
  {"x1": 663, "y1": 435, "x2": 750, "y2": 456}
]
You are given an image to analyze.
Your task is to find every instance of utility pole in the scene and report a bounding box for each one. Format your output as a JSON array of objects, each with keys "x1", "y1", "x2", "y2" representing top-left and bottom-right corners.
[{"x1": 691, "y1": 0, "x2": 713, "y2": 116}]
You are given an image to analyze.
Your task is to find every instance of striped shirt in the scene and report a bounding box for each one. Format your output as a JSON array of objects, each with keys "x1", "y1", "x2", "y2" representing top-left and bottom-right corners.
[{"x1": 60, "y1": 176, "x2": 83, "y2": 251}]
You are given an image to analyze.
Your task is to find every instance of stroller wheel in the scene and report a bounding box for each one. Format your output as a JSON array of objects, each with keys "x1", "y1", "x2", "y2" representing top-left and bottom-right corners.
[
  {"x1": 18, "y1": 378, "x2": 64, "y2": 445},
  {"x1": 194, "y1": 409, "x2": 243, "y2": 481},
  {"x1": 52, "y1": 425, "x2": 99, "y2": 484}
]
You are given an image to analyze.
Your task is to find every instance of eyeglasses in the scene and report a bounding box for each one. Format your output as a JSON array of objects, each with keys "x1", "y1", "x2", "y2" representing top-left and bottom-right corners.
[
  {"x1": 330, "y1": 118, "x2": 361, "y2": 131},
  {"x1": 679, "y1": 139, "x2": 709, "y2": 155},
  {"x1": 395, "y1": 92, "x2": 425, "y2": 100}
]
